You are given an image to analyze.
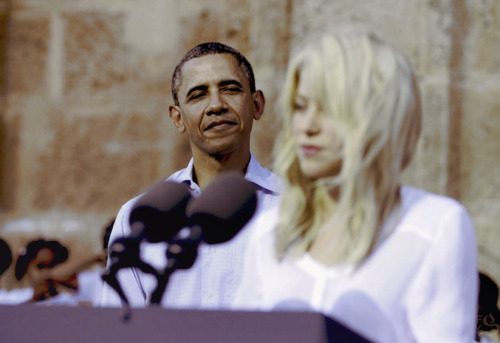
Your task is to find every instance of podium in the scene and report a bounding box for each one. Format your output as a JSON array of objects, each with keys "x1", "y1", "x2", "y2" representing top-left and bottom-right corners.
[{"x1": 0, "y1": 304, "x2": 370, "y2": 342}]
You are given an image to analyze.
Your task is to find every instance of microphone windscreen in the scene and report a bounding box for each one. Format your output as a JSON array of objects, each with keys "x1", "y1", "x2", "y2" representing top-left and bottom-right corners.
[
  {"x1": 129, "y1": 180, "x2": 191, "y2": 243},
  {"x1": 186, "y1": 172, "x2": 257, "y2": 244}
]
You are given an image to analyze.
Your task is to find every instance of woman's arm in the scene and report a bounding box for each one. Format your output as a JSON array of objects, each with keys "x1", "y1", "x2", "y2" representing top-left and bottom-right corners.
[{"x1": 405, "y1": 204, "x2": 478, "y2": 341}]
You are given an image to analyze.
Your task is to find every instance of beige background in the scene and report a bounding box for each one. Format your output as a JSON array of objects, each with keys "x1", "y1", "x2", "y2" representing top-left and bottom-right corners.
[{"x1": 0, "y1": 0, "x2": 498, "y2": 289}]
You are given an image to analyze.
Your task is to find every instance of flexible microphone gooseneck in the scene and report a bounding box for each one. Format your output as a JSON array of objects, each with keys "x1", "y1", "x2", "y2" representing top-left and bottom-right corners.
[
  {"x1": 102, "y1": 180, "x2": 192, "y2": 309},
  {"x1": 149, "y1": 172, "x2": 258, "y2": 305}
]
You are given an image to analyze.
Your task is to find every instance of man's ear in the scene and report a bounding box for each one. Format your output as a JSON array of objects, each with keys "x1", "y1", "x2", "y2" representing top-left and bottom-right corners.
[
  {"x1": 169, "y1": 105, "x2": 186, "y2": 133},
  {"x1": 252, "y1": 90, "x2": 265, "y2": 121}
]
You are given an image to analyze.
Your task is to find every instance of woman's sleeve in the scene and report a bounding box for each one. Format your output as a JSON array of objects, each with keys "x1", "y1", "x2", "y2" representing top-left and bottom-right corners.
[
  {"x1": 231, "y1": 210, "x2": 275, "y2": 310},
  {"x1": 405, "y1": 204, "x2": 478, "y2": 342}
]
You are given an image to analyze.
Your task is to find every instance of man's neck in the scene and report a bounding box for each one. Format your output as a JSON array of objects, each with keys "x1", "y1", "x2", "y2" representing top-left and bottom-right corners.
[{"x1": 191, "y1": 150, "x2": 251, "y2": 189}]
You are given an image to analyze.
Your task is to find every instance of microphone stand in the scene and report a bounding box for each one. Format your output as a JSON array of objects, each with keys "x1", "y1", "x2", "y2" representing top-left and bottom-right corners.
[
  {"x1": 102, "y1": 236, "x2": 158, "y2": 321},
  {"x1": 149, "y1": 259, "x2": 176, "y2": 305},
  {"x1": 150, "y1": 226, "x2": 203, "y2": 305}
]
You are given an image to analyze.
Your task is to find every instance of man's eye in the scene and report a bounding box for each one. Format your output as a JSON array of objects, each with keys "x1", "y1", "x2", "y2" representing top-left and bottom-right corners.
[
  {"x1": 222, "y1": 87, "x2": 241, "y2": 93},
  {"x1": 189, "y1": 92, "x2": 205, "y2": 101}
]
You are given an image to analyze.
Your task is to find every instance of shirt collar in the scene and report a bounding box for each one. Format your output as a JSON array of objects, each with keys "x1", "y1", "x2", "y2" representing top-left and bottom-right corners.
[
  {"x1": 175, "y1": 154, "x2": 282, "y2": 195},
  {"x1": 245, "y1": 154, "x2": 282, "y2": 195}
]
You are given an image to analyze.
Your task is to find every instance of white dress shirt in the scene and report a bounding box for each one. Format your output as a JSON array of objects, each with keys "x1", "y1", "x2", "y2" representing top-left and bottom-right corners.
[
  {"x1": 233, "y1": 186, "x2": 478, "y2": 343},
  {"x1": 100, "y1": 154, "x2": 282, "y2": 309}
]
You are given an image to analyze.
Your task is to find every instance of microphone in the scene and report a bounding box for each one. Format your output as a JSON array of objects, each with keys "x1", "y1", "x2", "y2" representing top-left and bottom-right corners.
[
  {"x1": 102, "y1": 180, "x2": 192, "y2": 309},
  {"x1": 129, "y1": 180, "x2": 192, "y2": 242},
  {"x1": 150, "y1": 172, "x2": 258, "y2": 305},
  {"x1": 187, "y1": 171, "x2": 258, "y2": 244}
]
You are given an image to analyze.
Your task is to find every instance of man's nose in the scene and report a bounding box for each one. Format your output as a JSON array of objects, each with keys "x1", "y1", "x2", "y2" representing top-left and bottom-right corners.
[{"x1": 206, "y1": 92, "x2": 227, "y2": 115}]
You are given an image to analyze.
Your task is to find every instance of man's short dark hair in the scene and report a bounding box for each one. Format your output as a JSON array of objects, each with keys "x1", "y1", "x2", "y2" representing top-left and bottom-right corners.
[{"x1": 171, "y1": 42, "x2": 256, "y2": 105}]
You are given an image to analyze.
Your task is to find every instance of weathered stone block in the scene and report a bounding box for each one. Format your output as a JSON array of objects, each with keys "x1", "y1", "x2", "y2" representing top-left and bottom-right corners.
[
  {"x1": 289, "y1": 0, "x2": 423, "y2": 67},
  {"x1": 7, "y1": 12, "x2": 49, "y2": 94},
  {"x1": 63, "y1": 11, "x2": 129, "y2": 104},
  {"x1": 28, "y1": 109, "x2": 166, "y2": 213},
  {"x1": 420, "y1": 0, "x2": 455, "y2": 75},
  {"x1": 402, "y1": 81, "x2": 450, "y2": 194},
  {"x1": 0, "y1": 111, "x2": 21, "y2": 210},
  {"x1": 465, "y1": 0, "x2": 500, "y2": 73},
  {"x1": 175, "y1": 1, "x2": 224, "y2": 56},
  {"x1": 247, "y1": 0, "x2": 290, "y2": 167}
]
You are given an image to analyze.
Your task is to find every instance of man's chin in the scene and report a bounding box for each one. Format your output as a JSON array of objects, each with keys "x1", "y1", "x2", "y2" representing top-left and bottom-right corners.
[
  {"x1": 202, "y1": 134, "x2": 238, "y2": 149},
  {"x1": 205, "y1": 141, "x2": 244, "y2": 157}
]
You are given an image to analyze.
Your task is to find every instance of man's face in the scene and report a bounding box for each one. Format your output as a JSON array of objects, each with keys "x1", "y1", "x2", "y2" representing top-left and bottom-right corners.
[{"x1": 170, "y1": 54, "x2": 264, "y2": 157}]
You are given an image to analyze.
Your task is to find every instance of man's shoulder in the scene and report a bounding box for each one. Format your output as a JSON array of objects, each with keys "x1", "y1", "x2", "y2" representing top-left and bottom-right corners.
[{"x1": 246, "y1": 156, "x2": 283, "y2": 196}]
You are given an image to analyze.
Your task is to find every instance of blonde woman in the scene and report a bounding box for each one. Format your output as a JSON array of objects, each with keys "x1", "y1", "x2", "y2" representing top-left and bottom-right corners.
[{"x1": 234, "y1": 31, "x2": 478, "y2": 342}]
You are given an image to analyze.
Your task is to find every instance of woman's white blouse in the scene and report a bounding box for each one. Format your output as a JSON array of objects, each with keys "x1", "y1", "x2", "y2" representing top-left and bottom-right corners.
[{"x1": 233, "y1": 186, "x2": 478, "y2": 342}]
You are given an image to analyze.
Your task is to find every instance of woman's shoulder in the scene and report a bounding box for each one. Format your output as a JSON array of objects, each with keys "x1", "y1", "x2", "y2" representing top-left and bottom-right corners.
[
  {"x1": 397, "y1": 185, "x2": 474, "y2": 239},
  {"x1": 401, "y1": 185, "x2": 463, "y2": 208},
  {"x1": 401, "y1": 185, "x2": 469, "y2": 218}
]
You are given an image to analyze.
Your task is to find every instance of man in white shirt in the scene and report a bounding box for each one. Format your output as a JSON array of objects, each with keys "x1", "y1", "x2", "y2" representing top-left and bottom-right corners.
[{"x1": 99, "y1": 42, "x2": 281, "y2": 308}]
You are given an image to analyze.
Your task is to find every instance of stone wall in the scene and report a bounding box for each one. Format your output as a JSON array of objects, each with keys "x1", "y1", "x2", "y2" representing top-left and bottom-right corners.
[{"x1": 0, "y1": 0, "x2": 498, "y2": 286}]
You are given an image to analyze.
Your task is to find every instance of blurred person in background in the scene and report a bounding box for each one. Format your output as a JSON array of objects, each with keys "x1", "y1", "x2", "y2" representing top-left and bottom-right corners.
[
  {"x1": 0, "y1": 237, "x2": 33, "y2": 304},
  {"x1": 0, "y1": 237, "x2": 12, "y2": 277},
  {"x1": 477, "y1": 272, "x2": 500, "y2": 342}
]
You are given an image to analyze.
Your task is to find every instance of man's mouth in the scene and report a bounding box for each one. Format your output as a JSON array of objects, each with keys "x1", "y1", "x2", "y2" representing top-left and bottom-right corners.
[{"x1": 205, "y1": 120, "x2": 237, "y2": 131}]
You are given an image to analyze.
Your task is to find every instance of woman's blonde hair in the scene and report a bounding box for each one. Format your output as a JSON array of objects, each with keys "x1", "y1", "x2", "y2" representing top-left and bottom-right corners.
[{"x1": 274, "y1": 31, "x2": 422, "y2": 265}]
